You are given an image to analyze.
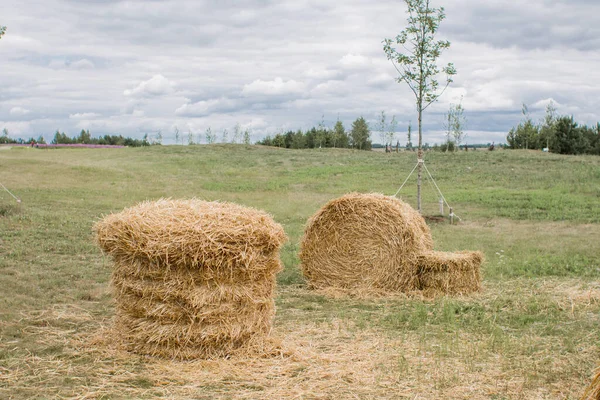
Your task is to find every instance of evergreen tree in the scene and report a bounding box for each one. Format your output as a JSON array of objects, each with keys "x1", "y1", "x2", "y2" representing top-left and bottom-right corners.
[
  {"x1": 291, "y1": 129, "x2": 306, "y2": 149},
  {"x1": 551, "y1": 116, "x2": 587, "y2": 155},
  {"x1": 333, "y1": 120, "x2": 349, "y2": 148}
]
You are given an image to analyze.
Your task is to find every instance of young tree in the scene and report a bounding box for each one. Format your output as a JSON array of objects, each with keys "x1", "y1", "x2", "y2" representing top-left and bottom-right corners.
[
  {"x1": 243, "y1": 129, "x2": 251, "y2": 145},
  {"x1": 174, "y1": 126, "x2": 180, "y2": 145},
  {"x1": 406, "y1": 122, "x2": 413, "y2": 150},
  {"x1": 0, "y1": 26, "x2": 6, "y2": 40},
  {"x1": 451, "y1": 100, "x2": 466, "y2": 149},
  {"x1": 383, "y1": 0, "x2": 456, "y2": 212},
  {"x1": 232, "y1": 123, "x2": 242, "y2": 144},
  {"x1": 444, "y1": 98, "x2": 466, "y2": 151},
  {"x1": 443, "y1": 109, "x2": 453, "y2": 151},
  {"x1": 316, "y1": 115, "x2": 327, "y2": 148},
  {"x1": 156, "y1": 130, "x2": 163, "y2": 145},
  {"x1": 205, "y1": 127, "x2": 214, "y2": 144},
  {"x1": 188, "y1": 129, "x2": 194, "y2": 145},
  {"x1": 539, "y1": 101, "x2": 557, "y2": 150},
  {"x1": 387, "y1": 115, "x2": 398, "y2": 146},
  {"x1": 350, "y1": 117, "x2": 372, "y2": 150},
  {"x1": 507, "y1": 104, "x2": 539, "y2": 149},
  {"x1": 377, "y1": 110, "x2": 387, "y2": 145},
  {"x1": 221, "y1": 128, "x2": 228, "y2": 143}
]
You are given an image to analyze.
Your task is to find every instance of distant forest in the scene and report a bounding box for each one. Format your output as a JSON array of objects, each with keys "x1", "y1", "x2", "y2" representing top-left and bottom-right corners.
[
  {"x1": 0, "y1": 129, "x2": 150, "y2": 147},
  {"x1": 257, "y1": 117, "x2": 372, "y2": 150},
  {"x1": 507, "y1": 103, "x2": 600, "y2": 155}
]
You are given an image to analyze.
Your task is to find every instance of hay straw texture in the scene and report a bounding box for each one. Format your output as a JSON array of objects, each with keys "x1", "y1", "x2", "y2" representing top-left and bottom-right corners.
[
  {"x1": 299, "y1": 193, "x2": 483, "y2": 297},
  {"x1": 582, "y1": 367, "x2": 600, "y2": 400},
  {"x1": 93, "y1": 199, "x2": 287, "y2": 359}
]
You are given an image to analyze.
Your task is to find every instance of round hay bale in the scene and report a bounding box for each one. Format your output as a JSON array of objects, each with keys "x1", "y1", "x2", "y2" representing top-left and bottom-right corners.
[
  {"x1": 93, "y1": 199, "x2": 287, "y2": 359},
  {"x1": 299, "y1": 193, "x2": 433, "y2": 292}
]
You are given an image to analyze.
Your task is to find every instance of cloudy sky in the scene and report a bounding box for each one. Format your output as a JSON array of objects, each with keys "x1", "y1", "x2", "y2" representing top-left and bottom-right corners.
[{"x1": 1, "y1": 0, "x2": 600, "y2": 145}]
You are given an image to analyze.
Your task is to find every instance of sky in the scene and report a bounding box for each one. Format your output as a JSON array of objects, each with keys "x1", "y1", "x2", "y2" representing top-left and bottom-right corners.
[{"x1": 1, "y1": 0, "x2": 600, "y2": 145}]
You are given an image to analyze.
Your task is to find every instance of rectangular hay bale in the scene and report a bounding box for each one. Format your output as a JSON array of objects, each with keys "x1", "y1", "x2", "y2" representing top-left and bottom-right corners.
[{"x1": 416, "y1": 250, "x2": 484, "y2": 296}]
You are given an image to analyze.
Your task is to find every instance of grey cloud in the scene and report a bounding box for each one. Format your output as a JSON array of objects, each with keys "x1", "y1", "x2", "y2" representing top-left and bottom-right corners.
[
  {"x1": 444, "y1": 1, "x2": 600, "y2": 51},
  {"x1": 48, "y1": 58, "x2": 95, "y2": 69}
]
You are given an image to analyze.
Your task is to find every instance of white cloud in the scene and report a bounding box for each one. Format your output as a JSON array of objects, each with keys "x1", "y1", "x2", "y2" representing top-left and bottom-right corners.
[
  {"x1": 175, "y1": 97, "x2": 238, "y2": 117},
  {"x1": 243, "y1": 117, "x2": 268, "y2": 130},
  {"x1": 339, "y1": 53, "x2": 370, "y2": 69},
  {"x1": 70, "y1": 59, "x2": 95, "y2": 70},
  {"x1": 531, "y1": 98, "x2": 561, "y2": 110},
  {"x1": 242, "y1": 77, "x2": 306, "y2": 96},
  {"x1": 124, "y1": 75, "x2": 175, "y2": 97},
  {"x1": 69, "y1": 112, "x2": 101, "y2": 119},
  {"x1": 311, "y1": 80, "x2": 346, "y2": 96},
  {"x1": 10, "y1": 107, "x2": 30, "y2": 116},
  {"x1": 367, "y1": 73, "x2": 394, "y2": 87},
  {"x1": 304, "y1": 68, "x2": 342, "y2": 80}
]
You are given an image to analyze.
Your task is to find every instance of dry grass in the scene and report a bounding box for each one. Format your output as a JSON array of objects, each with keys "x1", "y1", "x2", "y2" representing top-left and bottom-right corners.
[
  {"x1": 2, "y1": 280, "x2": 598, "y2": 399},
  {"x1": 2, "y1": 147, "x2": 600, "y2": 399},
  {"x1": 93, "y1": 199, "x2": 287, "y2": 359},
  {"x1": 299, "y1": 193, "x2": 483, "y2": 297}
]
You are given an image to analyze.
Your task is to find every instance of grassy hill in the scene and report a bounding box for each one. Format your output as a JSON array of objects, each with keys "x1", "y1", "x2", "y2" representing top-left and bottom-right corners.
[{"x1": 1, "y1": 145, "x2": 599, "y2": 399}]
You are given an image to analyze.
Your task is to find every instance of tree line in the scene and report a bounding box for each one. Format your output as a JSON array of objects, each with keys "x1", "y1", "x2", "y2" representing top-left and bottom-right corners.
[
  {"x1": 0, "y1": 128, "x2": 151, "y2": 147},
  {"x1": 257, "y1": 117, "x2": 372, "y2": 150},
  {"x1": 51, "y1": 129, "x2": 150, "y2": 147},
  {"x1": 507, "y1": 103, "x2": 600, "y2": 155}
]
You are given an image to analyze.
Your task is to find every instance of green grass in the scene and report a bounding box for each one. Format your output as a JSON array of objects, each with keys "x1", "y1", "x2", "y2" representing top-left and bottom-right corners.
[{"x1": 1, "y1": 145, "x2": 599, "y2": 399}]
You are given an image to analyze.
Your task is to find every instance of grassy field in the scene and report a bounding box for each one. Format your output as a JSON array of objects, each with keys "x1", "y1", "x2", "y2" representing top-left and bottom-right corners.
[{"x1": 1, "y1": 144, "x2": 599, "y2": 399}]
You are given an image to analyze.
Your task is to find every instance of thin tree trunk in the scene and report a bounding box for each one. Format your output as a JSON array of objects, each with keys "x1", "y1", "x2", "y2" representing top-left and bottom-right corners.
[{"x1": 417, "y1": 105, "x2": 423, "y2": 213}]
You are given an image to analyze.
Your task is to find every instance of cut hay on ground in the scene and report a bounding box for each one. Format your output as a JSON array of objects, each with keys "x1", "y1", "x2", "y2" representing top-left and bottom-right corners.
[
  {"x1": 94, "y1": 199, "x2": 287, "y2": 359},
  {"x1": 299, "y1": 193, "x2": 483, "y2": 297}
]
